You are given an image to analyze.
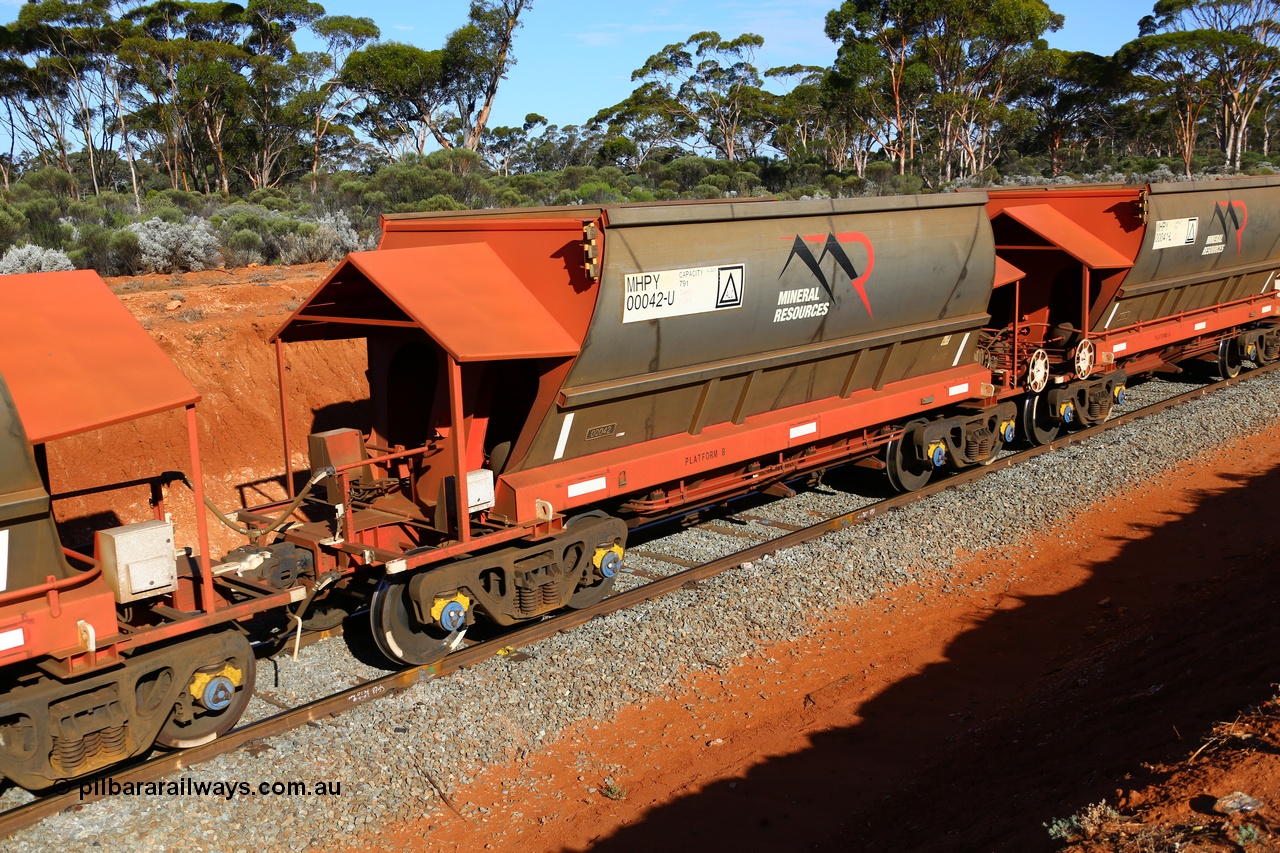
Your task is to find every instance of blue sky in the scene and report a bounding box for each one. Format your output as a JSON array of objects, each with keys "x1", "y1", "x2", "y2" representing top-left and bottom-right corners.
[{"x1": 298, "y1": 0, "x2": 1158, "y2": 130}]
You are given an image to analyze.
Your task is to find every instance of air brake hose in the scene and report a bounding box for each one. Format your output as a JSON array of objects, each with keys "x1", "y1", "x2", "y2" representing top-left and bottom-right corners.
[{"x1": 177, "y1": 466, "x2": 335, "y2": 544}]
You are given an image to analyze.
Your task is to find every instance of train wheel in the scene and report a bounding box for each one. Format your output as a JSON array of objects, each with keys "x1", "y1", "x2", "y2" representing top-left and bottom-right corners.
[
  {"x1": 155, "y1": 632, "x2": 256, "y2": 749},
  {"x1": 302, "y1": 603, "x2": 348, "y2": 631},
  {"x1": 370, "y1": 575, "x2": 465, "y2": 666},
  {"x1": 567, "y1": 570, "x2": 615, "y2": 609},
  {"x1": 1218, "y1": 338, "x2": 1242, "y2": 379},
  {"x1": 564, "y1": 511, "x2": 619, "y2": 610},
  {"x1": 1020, "y1": 392, "x2": 1060, "y2": 446},
  {"x1": 884, "y1": 420, "x2": 931, "y2": 493}
]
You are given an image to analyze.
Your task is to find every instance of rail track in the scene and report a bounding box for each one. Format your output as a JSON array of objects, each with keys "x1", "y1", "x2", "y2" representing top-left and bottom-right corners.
[{"x1": 2, "y1": 362, "x2": 1276, "y2": 839}]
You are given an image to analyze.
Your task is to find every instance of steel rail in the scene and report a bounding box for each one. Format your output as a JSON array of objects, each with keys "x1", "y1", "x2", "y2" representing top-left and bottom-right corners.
[{"x1": 3, "y1": 362, "x2": 1276, "y2": 839}]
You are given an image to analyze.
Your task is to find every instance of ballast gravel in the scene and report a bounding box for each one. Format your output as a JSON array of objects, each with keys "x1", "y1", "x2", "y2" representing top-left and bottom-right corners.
[{"x1": 7, "y1": 371, "x2": 1280, "y2": 852}]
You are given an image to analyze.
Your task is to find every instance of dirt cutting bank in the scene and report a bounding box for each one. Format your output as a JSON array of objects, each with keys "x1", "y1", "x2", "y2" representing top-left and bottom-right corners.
[{"x1": 43, "y1": 263, "x2": 361, "y2": 554}]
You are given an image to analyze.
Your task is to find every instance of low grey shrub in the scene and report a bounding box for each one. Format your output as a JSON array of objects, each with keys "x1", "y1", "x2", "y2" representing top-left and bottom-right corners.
[
  {"x1": 0, "y1": 244, "x2": 75, "y2": 274},
  {"x1": 130, "y1": 216, "x2": 222, "y2": 273}
]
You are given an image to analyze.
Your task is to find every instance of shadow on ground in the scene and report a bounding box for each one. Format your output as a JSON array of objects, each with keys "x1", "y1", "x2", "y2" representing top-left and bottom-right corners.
[{"x1": 576, "y1": 463, "x2": 1280, "y2": 852}]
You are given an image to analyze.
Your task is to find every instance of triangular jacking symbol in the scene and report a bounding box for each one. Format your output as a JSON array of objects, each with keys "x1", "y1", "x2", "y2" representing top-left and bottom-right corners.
[
  {"x1": 720, "y1": 273, "x2": 739, "y2": 303},
  {"x1": 716, "y1": 264, "x2": 744, "y2": 307}
]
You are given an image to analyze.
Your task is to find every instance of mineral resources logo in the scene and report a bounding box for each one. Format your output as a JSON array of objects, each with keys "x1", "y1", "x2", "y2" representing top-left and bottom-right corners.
[{"x1": 776, "y1": 231, "x2": 876, "y2": 322}]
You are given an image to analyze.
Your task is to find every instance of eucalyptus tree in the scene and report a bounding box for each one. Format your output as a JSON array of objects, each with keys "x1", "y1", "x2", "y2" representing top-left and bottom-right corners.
[
  {"x1": 0, "y1": 21, "x2": 74, "y2": 178},
  {"x1": 341, "y1": 1, "x2": 530, "y2": 156},
  {"x1": 1138, "y1": 0, "x2": 1280, "y2": 170},
  {"x1": 765, "y1": 65, "x2": 832, "y2": 165},
  {"x1": 825, "y1": 0, "x2": 933, "y2": 175},
  {"x1": 13, "y1": 1, "x2": 119, "y2": 195},
  {"x1": 911, "y1": 0, "x2": 1063, "y2": 182},
  {"x1": 119, "y1": 0, "x2": 249, "y2": 192},
  {"x1": 446, "y1": 0, "x2": 531, "y2": 151},
  {"x1": 297, "y1": 14, "x2": 377, "y2": 190},
  {"x1": 233, "y1": 0, "x2": 323, "y2": 188},
  {"x1": 1018, "y1": 49, "x2": 1119, "y2": 175},
  {"x1": 342, "y1": 41, "x2": 450, "y2": 156},
  {"x1": 628, "y1": 31, "x2": 771, "y2": 162},
  {"x1": 592, "y1": 82, "x2": 695, "y2": 171},
  {"x1": 1120, "y1": 25, "x2": 1221, "y2": 175}
]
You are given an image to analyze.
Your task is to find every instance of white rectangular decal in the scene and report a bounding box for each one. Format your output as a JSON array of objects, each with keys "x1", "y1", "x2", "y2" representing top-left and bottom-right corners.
[
  {"x1": 622, "y1": 264, "x2": 744, "y2": 323},
  {"x1": 0, "y1": 627, "x2": 22, "y2": 652},
  {"x1": 566, "y1": 477, "x2": 607, "y2": 499},
  {"x1": 1152, "y1": 217, "x2": 1199, "y2": 250},
  {"x1": 789, "y1": 421, "x2": 817, "y2": 439},
  {"x1": 947, "y1": 383, "x2": 970, "y2": 398},
  {"x1": 0, "y1": 529, "x2": 8, "y2": 592},
  {"x1": 1112, "y1": 342, "x2": 1128, "y2": 354},
  {"x1": 1265, "y1": 305, "x2": 1273, "y2": 314},
  {"x1": 1194, "y1": 321, "x2": 1208, "y2": 331},
  {"x1": 553, "y1": 413, "x2": 574, "y2": 461}
]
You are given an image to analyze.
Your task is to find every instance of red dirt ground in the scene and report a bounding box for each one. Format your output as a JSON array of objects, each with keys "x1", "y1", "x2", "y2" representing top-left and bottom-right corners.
[{"x1": 45, "y1": 266, "x2": 1280, "y2": 852}]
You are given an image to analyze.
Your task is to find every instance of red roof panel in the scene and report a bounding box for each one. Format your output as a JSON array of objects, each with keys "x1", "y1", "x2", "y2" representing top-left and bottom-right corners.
[
  {"x1": 274, "y1": 244, "x2": 581, "y2": 361},
  {"x1": 998, "y1": 204, "x2": 1135, "y2": 269},
  {"x1": 0, "y1": 270, "x2": 199, "y2": 442}
]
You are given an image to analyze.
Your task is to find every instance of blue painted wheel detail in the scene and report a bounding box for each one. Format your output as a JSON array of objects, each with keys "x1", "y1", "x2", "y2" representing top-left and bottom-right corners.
[
  {"x1": 599, "y1": 550, "x2": 621, "y2": 578},
  {"x1": 930, "y1": 445, "x2": 946, "y2": 467},
  {"x1": 1002, "y1": 422, "x2": 1016, "y2": 443},
  {"x1": 202, "y1": 676, "x2": 235, "y2": 711},
  {"x1": 1114, "y1": 387, "x2": 1126, "y2": 406},
  {"x1": 439, "y1": 601, "x2": 467, "y2": 632}
]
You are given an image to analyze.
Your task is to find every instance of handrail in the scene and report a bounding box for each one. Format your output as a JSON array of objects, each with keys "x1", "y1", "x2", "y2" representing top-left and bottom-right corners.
[{"x1": 0, "y1": 551, "x2": 103, "y2": 606}]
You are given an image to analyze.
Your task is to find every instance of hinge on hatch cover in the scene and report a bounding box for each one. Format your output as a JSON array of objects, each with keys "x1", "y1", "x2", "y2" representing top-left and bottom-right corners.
[
  {"x1": 583, "y1": 222, "x2": 601, "y2": 280},
  {"x1": 1137, "y1": 189, "x2": 1150, "y2": 223}
]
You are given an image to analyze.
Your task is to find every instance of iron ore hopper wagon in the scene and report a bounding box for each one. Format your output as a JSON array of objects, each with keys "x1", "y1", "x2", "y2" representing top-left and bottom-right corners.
[
  {"x1": 271, "y1": 194, "x2": 1018, "y2": 666},
  {"x1": 0, "y1": 176, "x2": 1277, "y2": 791}
]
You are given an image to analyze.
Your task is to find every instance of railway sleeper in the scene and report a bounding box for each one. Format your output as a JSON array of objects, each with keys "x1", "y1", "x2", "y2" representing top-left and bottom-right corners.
[{"x1": 0, "y1": 629, "x2": 252, "y2": 790}]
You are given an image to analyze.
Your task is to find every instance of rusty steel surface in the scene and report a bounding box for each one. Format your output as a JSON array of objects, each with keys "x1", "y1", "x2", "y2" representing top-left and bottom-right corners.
[
  {"x1": 567, "y1": 194, "x2": 994, "y2": 391},
  {"x1": 509, "y1": 195, "x2": 998, "y2": 500},
  {"x1": 273, "y1": 244, "x2": 581, "y2": 361},
  {"x1": 6, "y1": 360, "x2": 1275, "y2": 841},
  {"x1": 1110, "y1": 176, "x2": 1280, "y2": 330},
  {"x1": 0, "y1": 271, "x2": 199, "y2": 443},
  {"x1": 0, "y1": 370, "x2": 118, "y2": 666}
]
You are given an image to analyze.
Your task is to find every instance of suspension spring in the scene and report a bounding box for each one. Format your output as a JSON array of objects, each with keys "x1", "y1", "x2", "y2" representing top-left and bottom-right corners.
[
  {"x1": 53, "y1": 736, "x2": 87, "y2": 771},
  {"x1": 100, "y1": 725, "x2": 126, "y2": 756},
  {"x1": 516, "y1": 586, "x2": 538, "y2": 614},
  {"x1": 965, "y1": 431, "x2": 994, "y2": 460}
]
